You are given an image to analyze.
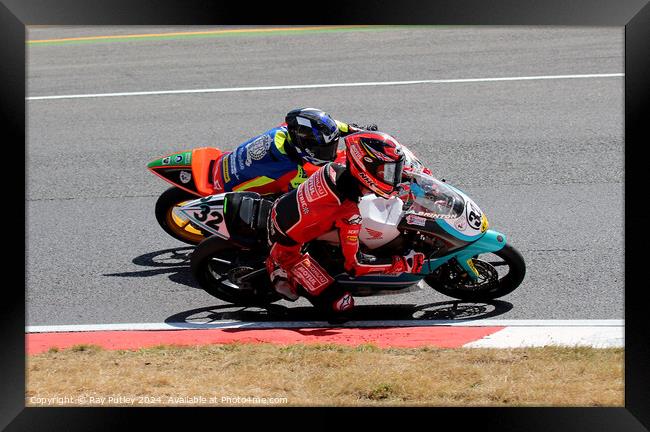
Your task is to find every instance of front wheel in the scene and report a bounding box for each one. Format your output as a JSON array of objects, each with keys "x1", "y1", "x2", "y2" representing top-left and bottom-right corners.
[
  {"x1": 425, "y1": 243, "x2": 526, "y2": 302},
  {"x1": 190, "y1": 235, "x2": 280, "y2": 306},
  {"x1": 155, "y1": 187, "x2": 208, "y2": 245}
]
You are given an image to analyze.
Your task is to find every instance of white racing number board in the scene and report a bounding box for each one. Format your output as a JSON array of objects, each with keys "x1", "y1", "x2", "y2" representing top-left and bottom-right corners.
[{"x1": 179, "y1": 194, "x2": 230, "y2": 239}]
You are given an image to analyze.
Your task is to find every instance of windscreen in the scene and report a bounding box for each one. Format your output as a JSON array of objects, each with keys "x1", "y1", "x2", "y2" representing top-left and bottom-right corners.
[{"x1": 405, "y1": 173, "x2": 465, "y2": 219}]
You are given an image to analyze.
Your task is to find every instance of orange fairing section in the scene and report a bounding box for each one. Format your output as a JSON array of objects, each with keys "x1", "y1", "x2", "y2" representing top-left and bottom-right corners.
[
  {"x1": 191, "y1": 147, "x2": 222, "y2": 196},
  {"x1": 302, "y1": 162, "x2": 320, "y2": 176}
]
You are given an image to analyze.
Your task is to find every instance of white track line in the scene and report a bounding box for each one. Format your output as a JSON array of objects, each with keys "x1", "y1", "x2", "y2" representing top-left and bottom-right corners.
[
  {"x1": 26, "y1": 319, "x2": 624, "y2": 333},
  {"x1": 27, "y1": 73, "x2": 624, "y2": 101}
]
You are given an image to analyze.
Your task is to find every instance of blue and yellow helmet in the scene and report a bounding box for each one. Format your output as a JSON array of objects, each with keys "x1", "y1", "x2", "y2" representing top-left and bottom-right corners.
[{"x1": 285, "y1": 107, "x2": 340, "y2": 166}]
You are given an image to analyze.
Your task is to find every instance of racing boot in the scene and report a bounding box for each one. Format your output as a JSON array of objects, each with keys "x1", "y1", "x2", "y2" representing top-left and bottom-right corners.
[
  {"x1": 307, "y1": 287, "x2": 354, "y2": 324},
  {"x1": 327, "y1": 291, "x2": 355, "y2": 325},
  {"x1": 332, "y1": 291, "x2": 355, "y2": 313},
  {"x1": 269, "y1": 267, "x2": 299, "y2": 301}
]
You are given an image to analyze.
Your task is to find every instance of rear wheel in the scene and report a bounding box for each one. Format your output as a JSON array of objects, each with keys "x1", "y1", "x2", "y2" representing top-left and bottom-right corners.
[
  {"x1": 190, "y1": 235, "x2": 280, "y2": 306},
  {"x1": 425, "y1": 243, "x2": 526, "y2": 302},
  {"x1": 155, "y1": 187, "x2": 207, "y2": 245}
]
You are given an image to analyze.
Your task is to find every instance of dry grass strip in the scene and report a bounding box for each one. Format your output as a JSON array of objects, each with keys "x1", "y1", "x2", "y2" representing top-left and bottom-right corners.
[{"x1": 26, "y1": 343, "x2": 623, "y2": 407}]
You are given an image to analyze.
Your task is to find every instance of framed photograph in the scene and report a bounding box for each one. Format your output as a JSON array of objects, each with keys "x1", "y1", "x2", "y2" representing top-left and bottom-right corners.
[{"x1": 4, "y1": 0, "x2": 649, "y2": 429}]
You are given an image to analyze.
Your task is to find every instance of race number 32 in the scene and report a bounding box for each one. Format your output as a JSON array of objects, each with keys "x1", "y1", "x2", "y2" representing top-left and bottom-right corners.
[{"x1": 193, "y1": 204, "x2": 224, "y2": 230}]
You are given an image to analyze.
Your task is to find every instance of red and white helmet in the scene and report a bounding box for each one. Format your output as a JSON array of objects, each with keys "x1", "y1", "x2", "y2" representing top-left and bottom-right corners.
[{"x1": 345, "y1": 131, "x2": 405, "y2": 198}]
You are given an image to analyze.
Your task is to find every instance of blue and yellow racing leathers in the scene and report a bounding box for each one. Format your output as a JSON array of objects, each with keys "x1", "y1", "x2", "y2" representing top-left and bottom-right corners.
[{"x1": 212, "y1": 121, "x2": 353, "y2": 196}]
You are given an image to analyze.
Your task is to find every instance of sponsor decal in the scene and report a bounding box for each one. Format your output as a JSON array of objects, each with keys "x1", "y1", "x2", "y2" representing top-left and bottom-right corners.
[
  {"x1": 415, "y1": 211, "x2": 455, "y2": 220},
  {"x1": 297, "y1": 188, "x2": 310, "y2": 215},
  {"x1": 364, "y1": 227, "x2": 383, "y2": 239},
  {"x1": 348, "y1": 144, "x2": 364, "y2": 165},
  {"x1": 456, "y1": 219, "x2": 467, "y2": 231},
  {"x1": 334, "y1": 294, "x2": 354, "y2": 312},
  {"x1": 174, "y1": 154, "x2": 184, "y2": 163},
  {"x1": 162, "y1": 156, "x2": 171, "y2": 165},
  {"x1": 184, "y1": 152, "x2": 192, "y2": 164},
  {"x1": 364, "y1": 156, "x2": 374, "y2": 163},
  {"x1": 346, "y1": 235, "x2": 358, "y2": 242},
  {"x1": 305, "y1": 170, "x2": 327, "y2": 202},
  {"x1": 212, "y1": 162, "x2": 222, "y2": 191},
  {"x1": 222, "y1": 157, "x2": 230, "y2": 183},
  {"x1": 290, "y1": 256, "x2": 332, "y2": 294},
  {"x1": 346, "y1": 215, "x2": 363, "y2": 225},
  {"x1": 230, "y1": 149, "x2": 243, "y2": 174},
  {"x1": 356, "y1": 170, "x2": 379, "y2": 190},
  {"x1": 406, "y1": 214, "x2": 427, "y2": 227},
  {"x1": 245, "y1": 135, "x2": 272, "y2": 167},
  {"x1": 179, "y1": 170, "x2": 192, "y2": 184},
  {"x1": 236, "y1": 148, "x2": 245, "y2": 171}
]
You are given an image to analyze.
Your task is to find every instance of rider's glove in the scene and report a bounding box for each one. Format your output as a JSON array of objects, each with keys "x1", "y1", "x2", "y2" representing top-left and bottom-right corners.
[
  {"x1": 388, "y1": 250, "x2": 425, "y2": 274},
  {"x1": 349, "y1": 123, "x2": 379, "y2": 132},
  {"x1": 395, "y1": 183, "x2": 412, "y2": 204}
]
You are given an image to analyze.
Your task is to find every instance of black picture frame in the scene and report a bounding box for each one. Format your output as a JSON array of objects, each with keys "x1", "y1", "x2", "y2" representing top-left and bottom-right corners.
[{"x1": 4, "y1": 0, "x2": 649, "y2": 429}]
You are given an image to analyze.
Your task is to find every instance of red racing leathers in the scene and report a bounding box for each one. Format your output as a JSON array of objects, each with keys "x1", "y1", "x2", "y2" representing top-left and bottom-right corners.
[{"x1": 266, "y1": 162, "x2": 424, "y2": 311}]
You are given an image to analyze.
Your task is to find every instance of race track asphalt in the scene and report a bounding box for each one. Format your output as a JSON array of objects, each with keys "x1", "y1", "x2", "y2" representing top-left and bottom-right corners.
[{"x1": 26, "y1": 26, "x2": 624, "y2": 325}]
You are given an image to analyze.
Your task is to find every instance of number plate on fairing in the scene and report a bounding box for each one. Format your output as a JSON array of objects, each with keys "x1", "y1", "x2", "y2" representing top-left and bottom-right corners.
[{"x1": 179, "y1": 194, "x2": 230, "y2": 239}]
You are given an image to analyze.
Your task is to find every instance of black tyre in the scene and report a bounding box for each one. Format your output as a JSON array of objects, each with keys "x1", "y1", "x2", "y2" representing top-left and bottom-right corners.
[
  {"x1": 155, "y1": 186, "x2": 207, "y2": 245},
  {"x1": 425, "y1": 243, "x2": 526, "y2": 302},
  {"x1": 190, "y1": 235, "x2": 280, "y2": 306}
]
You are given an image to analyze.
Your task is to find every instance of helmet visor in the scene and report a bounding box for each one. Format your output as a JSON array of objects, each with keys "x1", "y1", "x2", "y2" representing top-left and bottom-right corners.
[
  {"x1": 375, "y1": 158, "x2": 404, "y2": 187},
  {"x1": 305, "y1": 139, "x2": 339, "y2": 165}
]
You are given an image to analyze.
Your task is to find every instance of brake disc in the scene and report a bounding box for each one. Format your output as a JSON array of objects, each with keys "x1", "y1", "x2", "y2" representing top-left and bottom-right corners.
[
  {"x1": 459, "y1": 259, "x2": 498, "y2": 290},
  {"x1": 227, "y1": 266, "x2": 255, "y2": 289}
]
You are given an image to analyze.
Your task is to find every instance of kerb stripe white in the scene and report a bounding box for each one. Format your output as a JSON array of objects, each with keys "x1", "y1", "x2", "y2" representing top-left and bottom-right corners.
[
  {"x1": 464, "y1": 326, "x2": 624, "y2": 348},
  {"x1": 26, "y1": 319, "x2": 623, "y2": 332}
]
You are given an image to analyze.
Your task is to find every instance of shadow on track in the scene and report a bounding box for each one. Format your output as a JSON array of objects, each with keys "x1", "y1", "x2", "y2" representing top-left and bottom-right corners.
[
  {"x1": 105, "y1": 247, "x2": 514, "y2": 328},
  {"x1": 164, "y1": 300, "x2": 513, "y2": 330},
  {"x1": 102, "y1": 246, "x2": 199, "y2": 288}
]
